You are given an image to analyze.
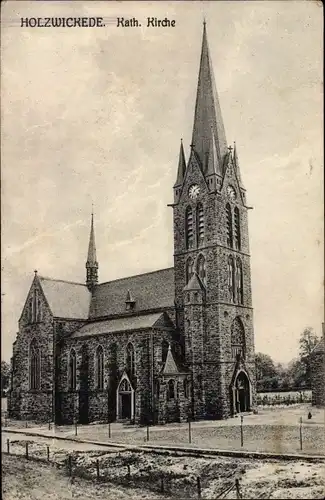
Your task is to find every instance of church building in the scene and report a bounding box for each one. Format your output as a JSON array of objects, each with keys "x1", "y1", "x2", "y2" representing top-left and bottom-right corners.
[{"x1": 9, "y1": 24, "x2": 256, "y2": 425}]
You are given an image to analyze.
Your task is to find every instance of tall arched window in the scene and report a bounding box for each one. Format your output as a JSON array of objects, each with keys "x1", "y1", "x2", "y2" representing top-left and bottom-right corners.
[
  {"x1": 226, "y1": 204, "x2": 233, "y2": 248},
  {"x1": 196, "y1": 203, "x2": 205, "y2": 247},
  {"x1": 167, "y1": 379, "x2": 175, "y2": 400},
  {"x1": 231, "y1": 317, "x2": 246, "y2": 359},
  {"x1": 236, "y1": 258, "x2": 244, "y2": 305},
  {"x1": 161, "y1": 340, "x2": 169, "y2": 364},
  {"x1": 29, "y1": 339, "x2": 40, "y2": 390},
  {"x1": 126, "y1": 343, "x2": 135, "y2": 378},
  {"x1": 197, "y1": 254, "x2": 206, "y2": 285},
  {"x1": 69, "y1": 348, "x2": 77, "y2": 391},
  {"x1": 95, "y1": 345, "x2": 104, "y2": 390},
  {"x1": 228, "y1": 256, "x2": 236, "y2": 302},
  {"x1": 186, "y1": 257, "x2": 194, "y2": 284},
  {"x1": 185, "y1": 206, "x2": 194, "y2": 249},
  {"x1": 234, "y1": 208, "x2": 241, "y2": 250}
]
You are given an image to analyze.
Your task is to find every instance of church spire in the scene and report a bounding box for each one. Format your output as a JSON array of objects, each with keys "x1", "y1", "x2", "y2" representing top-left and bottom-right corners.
[
  {"x1": 174, "y1": 139, "x2": 186, "y2": 187},
  {"x1": 191, "y1": 22, "x2": 228, "y2": 175},
  {"x1": 86, "y1": 210, "x2": 98, "y2": 290}
]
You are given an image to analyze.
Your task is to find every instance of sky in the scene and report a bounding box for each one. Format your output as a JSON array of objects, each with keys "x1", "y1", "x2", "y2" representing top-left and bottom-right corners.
[{"x1": 1, "y1": 1, "x2": 323, "y2": 363}]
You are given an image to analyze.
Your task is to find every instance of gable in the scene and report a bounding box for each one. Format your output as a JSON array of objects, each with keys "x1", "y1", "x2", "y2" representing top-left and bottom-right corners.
[
  {"x1": 178, "y1": 149, "x2": 208, "y2": 203},
  {"x1": 89, "y1": 268, "x2": 174, "y2": 318},
  {"x1": 39, "y1": 277, "x2": 91, "y2": 319}
]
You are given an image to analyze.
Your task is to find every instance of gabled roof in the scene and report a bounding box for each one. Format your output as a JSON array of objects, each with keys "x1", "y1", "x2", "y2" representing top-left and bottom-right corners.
[
  {"x1": 89, "y1": 268, "x2": 174, "y2": 318},
  {"x1": 39, "y1": 277, "x2": 91, "y2": 319},
  {"x1": 162, "y1": 345, "x2": 181, "y2": 375},
  {"x1": 70, "y1": 311, "x2": 174, "y2": 338},
  {"x1": 183, "y1": 272, "x2": 205, "y2": 292}
]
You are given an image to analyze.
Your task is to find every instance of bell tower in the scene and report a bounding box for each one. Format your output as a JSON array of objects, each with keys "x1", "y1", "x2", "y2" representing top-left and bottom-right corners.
[{"x1": 172, "y1": 22, "x2": 256, "y2": 419}]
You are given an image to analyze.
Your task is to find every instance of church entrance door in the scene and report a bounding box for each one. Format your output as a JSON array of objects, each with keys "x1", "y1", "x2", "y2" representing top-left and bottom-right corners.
[
  {"x1": 236, "y1": 372, "x2": 250, "y2": 413},
  {"x1": 231, "y1": 371, "x2": 250, "y2": 415},
  {"x1": 116, "y1": 375, "x2": 134, "y2": 421}
]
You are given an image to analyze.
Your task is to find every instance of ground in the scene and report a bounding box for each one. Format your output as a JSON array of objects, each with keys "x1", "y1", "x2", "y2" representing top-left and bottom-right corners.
[
  {"x1": 2, "y1": 446, "x2": 325, "y2": 499},
  {"x1": 3, "y1": 403, "x2": 324, "y2": 456}
]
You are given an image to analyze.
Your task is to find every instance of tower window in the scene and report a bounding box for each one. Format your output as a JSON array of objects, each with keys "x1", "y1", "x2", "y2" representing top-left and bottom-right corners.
[
  {"x1": 29, "y1": 338, "x2": 40, "y2": 390},
  {"x1": 68, "y1": 348, "x2": 77, "y2": 391},
  {"x1": 186, "y1": 257, "x2": 194, "y2": 284},
  {"x1": 197, "y1": 254, "x2": 206, "y2": 285},
  {"x1": 228, "y1": 256, "x2": 236, "y2": 302},
  {"x1": 226, "y1": 204, "x2": 233, "y2": 248},
  {"x1": 126, "y1": 343, "x2": 135, "y2": 378},
  {"x1": 231, "y1": 317, "x2": 246, "y2": 359},
  {"x1": 234, "y1": 208, "x2": 241, "y2": 250},
  {"x1": 95, "y1": 345, "x2": 104, "y2": 390},
  {"x1": 161, "y1": 340, "x2": 169, "y2": 364},
  {"x1": 236, "y1": 258, "x2": 244, "y2": 305},
  {"x1": 185, "y1": 206, "x2": 194, "y2": 249},
  {"x1": 196, "y1": 203, "x2": 205, "y2": 246},
  {"x1": 167, "y1": 379, "x2": 175, "y2": 400}
]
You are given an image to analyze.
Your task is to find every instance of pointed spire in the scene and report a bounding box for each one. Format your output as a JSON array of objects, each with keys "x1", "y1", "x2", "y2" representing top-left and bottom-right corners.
[
  {"x1": 174, "y1": 139, "x2": 186, "y2": 186},
  {"x1": 86, "y1": 209, "x2": 98, "y2": 290},
  {"x1": 87, "y1": 209, "x2": 97, "y2": 264},
  {"x1": 191, "y1": 22, "x2": 228, "y2": 174}
]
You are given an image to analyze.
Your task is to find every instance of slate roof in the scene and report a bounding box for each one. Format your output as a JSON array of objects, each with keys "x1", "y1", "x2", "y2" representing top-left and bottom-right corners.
[
  {"x1": 89, "y1": 267, "x2": 175, "y2": 318},
  {"x1": 70, "y1": 311, "x2": 174, "y2": 338},
  {"x1": 39, "y1": 277, "x2": 91, "y2": 319}
]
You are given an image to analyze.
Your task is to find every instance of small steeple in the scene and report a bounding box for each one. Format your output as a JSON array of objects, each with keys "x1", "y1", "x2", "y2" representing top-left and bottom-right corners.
[
  {"x1": 174, "y1": 139, "x2": 186, "y2": 187},
  {"x1": 233, "y1": 141, "x2": 244, "y2": 188},
  {"x1": 191, "y1": 21, "x2": 228, "y2": 175},
  {"x1": 86, "y1": 209, "x2": 98, "y2": 290}
]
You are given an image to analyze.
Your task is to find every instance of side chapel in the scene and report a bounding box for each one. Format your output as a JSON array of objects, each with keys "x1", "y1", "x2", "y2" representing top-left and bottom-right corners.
[{"x1": 9, "y1": 23, "x2": 256, "y2": 424}]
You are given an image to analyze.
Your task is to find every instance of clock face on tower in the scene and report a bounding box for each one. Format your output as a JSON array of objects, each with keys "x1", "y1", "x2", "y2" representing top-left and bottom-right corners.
[
  {"x1": 188, "y1": 184, "x2": 200, "y2": 200},
  {"x1": 227, "y1": 185, "x2": 237, "y2": 201}
]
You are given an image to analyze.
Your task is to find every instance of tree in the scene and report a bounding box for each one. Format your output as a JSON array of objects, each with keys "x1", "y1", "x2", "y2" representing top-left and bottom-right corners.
[
  {"x1": 1, "y1": 360, "x2": 10, "y2": 395},
  {"x1": 255, "y1": 353, "x2": 279, "y2": 391},
  {"x1": 298, "y1": 327, "x2": 319, "y2": 388}
]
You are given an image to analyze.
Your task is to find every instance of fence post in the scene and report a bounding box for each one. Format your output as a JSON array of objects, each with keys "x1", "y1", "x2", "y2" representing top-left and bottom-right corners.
[
  {"x1": 48, "y1": 420, "x2": 51, "y2": 431},
  {"x1": 160, "y1": 475, "x2": 164, "y2": 493},
  {"x1": 108, "y1": 422, "x2": 111, "y2": 439},
  {"x1": 74, "y1": 419, "x2": 78, "y2": 437},
  {"x1": 25, "y1": 442, "x2": 29, "y2": 459},
  {"x1": 299, "y1": 417, "x2": 303, "y2": 451},
  {"x1": 127, "y1": 464, "x2": 131, "y2": 478},
  {"x1": 7, "y1": 438, "x2": 10, "y2": 454},
  {"x1": 96, "y1": 459, "x2": 100, "y2": 481},
  {"x1": 235, "y1": 478, "x2": 241, "y2": 499},
  {"x1": 25, "y1": 421, "x2": 28, "y2": 428},
  {"x1": 47, "y1": 445, "x2": 50, "y2": 461},
  {"x1": 147, "y1": 425, "x2": 150, "y2": 442},
  {"x1": 68, "y1": 455, "x2": 72, "y2": 476},
  {"x1": 188, "y1": 419, "x2": 192, "y2": 444},
  {"x1": 240, "y1": 416, "x2": 244, "y2": 447},
  {"x1": 197, "y1": 476, "x2": 201, "y2": 499}
]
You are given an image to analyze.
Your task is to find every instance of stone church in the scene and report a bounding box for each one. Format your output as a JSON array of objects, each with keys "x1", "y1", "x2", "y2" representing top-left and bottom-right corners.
[{"x1": 9, "y1": 24, "x2": 256, "y2": 425}]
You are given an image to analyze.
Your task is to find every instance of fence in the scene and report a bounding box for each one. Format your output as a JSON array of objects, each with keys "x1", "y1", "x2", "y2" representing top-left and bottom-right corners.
[{"x1": 3, "y1": 438, "x2": 246, "y2": 499}]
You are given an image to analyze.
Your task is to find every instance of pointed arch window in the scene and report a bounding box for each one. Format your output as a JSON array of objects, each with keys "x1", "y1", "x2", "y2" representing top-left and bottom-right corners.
[
  {"x1": 226, "y1": 204, "x2": 233, "y2": 248},
  {"x1": 185, "y1": 206, "x2": 194, "y2": 249},
  {"x1": 29, "y1": 339, "x2": 40, "y2": 390},
  {"x1": 167, "y1": 379, "x2": 175, "y2": 400},
  {"x1": 68, "y1": 348, "x2": 77, "y2": 391},
  {"x1": 197, "y1": 254, "x2": 206, "y2": 285},
  {"x1": 161, "y1": 340, "x2": 169, "y2": 364},
  {"x1": 236, "y1": 258, "x2": 244, "y2": 305},
  {"x1": 196, "y1": 203, "x2": 205, "y2": 246},
  {"x1": 228, "y1": 256, "x2": 236, "y2": 302},
  {"x1": 95, "y1": 345, "x2": 104, "y2": 390},
  {"x1": 231, "y1": 317, "x2": 246, "y2": 359},
  {"x1": 126, "y1": 343, "x2": 135, "y2": 378},
  {"x1": 186, "y1": 257, "x2": 194, "y2": 284},
  {"x1": 234, "y1": 208, "x2": 241, "y2": 250}
]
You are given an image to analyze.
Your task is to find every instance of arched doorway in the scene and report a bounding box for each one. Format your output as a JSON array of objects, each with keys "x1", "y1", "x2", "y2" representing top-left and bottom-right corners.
[
  {"x1": 116, "y1": 375, "x2": 134, "y2": 421},
  {"x1": 231, "y1": 371, "x2": 250, "y2": 414}
]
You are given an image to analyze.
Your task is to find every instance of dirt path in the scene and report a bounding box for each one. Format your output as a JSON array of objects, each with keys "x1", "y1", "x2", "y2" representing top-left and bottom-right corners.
[{"x1": 2, "y1": 454, "x2": 167, "y2": 500}]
